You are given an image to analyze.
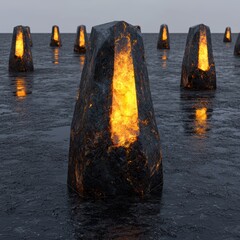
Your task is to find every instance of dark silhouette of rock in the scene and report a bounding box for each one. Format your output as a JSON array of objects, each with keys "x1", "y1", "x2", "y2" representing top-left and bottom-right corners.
[
  {"x1": 157, "y1": 24, "x2": 170, "y2": 49},
  {"x1": 181, "y1": 24, "x2": 216, "y2": 90},
  {"x1": 223, "y1": 27, "x2": 232, "y2": 42},
  {"x1": 9, "y1": 25, "x2": 34, "y2": 72},
  {"x1": 25, "y1": 26, "x2": 33, "y2": 47},
  {"x1": 74, "y1": 25, "x2": 88, "y2": 53},
  {"x1": 135, "y1": 25, "x2": 141, "y2": 32},
  {"x1": 68, "y1": 21, "x2": 163, "y2": 198},
  {"x1": 234, "y1": 33, "x2": 240, "y2": 56},
  {"x1": 50, "y1": 25, "x2": 62, "y2": 47}
]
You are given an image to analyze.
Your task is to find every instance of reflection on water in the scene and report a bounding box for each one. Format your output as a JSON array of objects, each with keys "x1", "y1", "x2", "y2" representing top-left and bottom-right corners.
[
  {"x1": 79, "y1": 55, "x2": 85, "y2": 70},
  {"x1": 68, "y1": 193, "x2": 162, "y2": 239},
  {"x1": 181, "y1": 91, "x2": 214, "y2": 138},
  {"x1": 53, "y1": 48, "x2": 59, "y2": 64},
  {"x1": 12, "y1": 76, "x2": 32, "y2": 99},
  {"x1": 160, "y1": 50, "x2": 168, "y2": 69}
]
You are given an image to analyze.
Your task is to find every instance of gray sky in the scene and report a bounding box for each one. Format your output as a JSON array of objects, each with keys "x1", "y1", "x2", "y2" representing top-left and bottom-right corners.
[{"x1": 0, "y1": 0, "x2": 239, "y2": 33}]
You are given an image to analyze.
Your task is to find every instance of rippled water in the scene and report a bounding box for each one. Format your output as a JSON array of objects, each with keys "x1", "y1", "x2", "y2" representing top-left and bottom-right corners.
[{"x1": 0, "y1": 33, "x2": 239, "y2": 239}]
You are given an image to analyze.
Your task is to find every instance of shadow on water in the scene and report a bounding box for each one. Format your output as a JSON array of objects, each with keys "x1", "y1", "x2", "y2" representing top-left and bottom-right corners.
[
  {"x1": 9, "y1": 74, "x2": 33, "y2": 99},
  {"x1": 180, "y1": 90, "x2": 215, "y2": 139},
  {"x1": 68, "y1": 192, "x2": 163, "y2": 239}
]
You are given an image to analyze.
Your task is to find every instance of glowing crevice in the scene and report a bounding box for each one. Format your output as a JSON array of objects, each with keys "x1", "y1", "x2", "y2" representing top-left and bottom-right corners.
[
  {"x1": 198, "y1": 29, "x2": 210, "y2": 71},
  {"x1": 15, "y1": 31, "x2": 24, "y2": 58},
  {"x1": 110, "y1": 30, "x2": 139, "y2": 148}
]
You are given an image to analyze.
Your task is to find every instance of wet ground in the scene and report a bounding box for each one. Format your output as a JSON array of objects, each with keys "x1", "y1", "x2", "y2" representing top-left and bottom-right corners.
[{"x1": 0, "y1": 33, "x2": 240, "y2": 239}]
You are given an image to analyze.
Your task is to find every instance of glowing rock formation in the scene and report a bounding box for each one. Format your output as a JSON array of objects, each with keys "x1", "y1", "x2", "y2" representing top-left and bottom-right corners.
[
  {"x1": 9, "y1": 25, "x2": 34, "y2": 72},
  {"x1": 74, "y1": 25, "x2": 88, "y2": 53},
  {"x1": 50, "y1": 25, "x2": 62, "y2": 47},
  {"x1": 181, "y1": 24, "x2": 216, "y2": 90},
  {"x1": 223, "y1": 27, "x2": 232, "y2": 43},
  {"x1": 157, "y1": 24, "x2": 170, "y2": 49},
  {"x1": 68, "y1": 21, "x2": 163, "y2": 197}
]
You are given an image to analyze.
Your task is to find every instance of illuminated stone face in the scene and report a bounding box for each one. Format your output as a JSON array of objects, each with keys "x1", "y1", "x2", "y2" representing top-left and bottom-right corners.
[
  {"x1": 157, "y1": 24, "x2": 170, "y2": 49},
  {"x1": 110, "y1": 29, "x2": 139, "y2": 148},
  {"x1": 9, "y1": 25, "x2": 34, "y2": 72},
  {"x1": 74, "y1": 25, "x2": 88, "y2": 53},
  {"x1": 50, "y1": 25, "x2": 62, "y2": 47},
  {"x1": 68, "y1": 21, "x2": 162, "y2": 197},
  {"x1": 198, "y1": 28, "x2": 210, "y2": 72},
  {"x1": 224, "y1": 27, "x2": 232, "y2": 43},
  {"x1": 15, "y1": 30, "x2": 24, "y2": 58},
  {"x1": 181, "y1": 24, "x2": 216, "y2": 90}
]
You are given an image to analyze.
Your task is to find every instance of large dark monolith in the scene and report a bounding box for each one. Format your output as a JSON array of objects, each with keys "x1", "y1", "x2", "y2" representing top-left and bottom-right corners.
[
  {"x1": 74, "y1": 25, "x2": 88, "y2": 53},
  {"x1": 223, "y1": 27, "x2": 232, "y2": 43},
  {"x1": 157, "y1": 24, "x2": 170, "y2": 49},
  {"x1": 68, "y1": 21, "x2": 163, "y2": 198},
  {"x1": 25, "y1": 26, "x2": 33, "y2": 47},
  {"x1": 50, "y1": 25, "x2": 62, "y2": 47},
  {"x1": 234, "y1": 33, "x2": 240, "y2": 56},
  {"x1": 181, "y1": 24, "x2": 216, "y2": 90},
  {"x1": 9, "y1": 25, "x2": 34, "y2": 72}
]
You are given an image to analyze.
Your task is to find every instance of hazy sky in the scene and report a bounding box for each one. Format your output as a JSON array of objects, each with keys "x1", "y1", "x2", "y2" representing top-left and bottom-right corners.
[{"x1": 0, "y1": 0, "x2": 239, "y2": 33}]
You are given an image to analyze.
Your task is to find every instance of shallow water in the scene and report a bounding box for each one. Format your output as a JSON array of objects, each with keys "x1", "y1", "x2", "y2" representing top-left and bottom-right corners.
[{"x1": 0, "y1": 33, "x2": 239, "y2": 239}]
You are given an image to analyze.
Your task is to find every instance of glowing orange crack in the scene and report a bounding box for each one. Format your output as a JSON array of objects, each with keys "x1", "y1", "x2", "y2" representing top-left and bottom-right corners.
[
  {"x1": 15, "y1": 30, "x2": 24, "y2": 58},
  {"x1": 198, "y1": 28, "x2": 210, "y2": 71},
  {"x1": 53, "y1": 27, "x2": 59, "y2": 41},
  {"x1": 79, "y1": 28, "x2": 85, "y2": 48},
  {"x1": 110, "y1": 31, "x2": 139, "y2": 148},
  {"x1": 162, "y1": 26, "x2": 167, "y2": 41}
]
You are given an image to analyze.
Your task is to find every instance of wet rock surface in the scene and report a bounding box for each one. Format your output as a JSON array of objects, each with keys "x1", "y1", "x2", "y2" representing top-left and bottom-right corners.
[
  {"x1": 9, "y1": 26, "x2": 34, "y2": 72},
  {"x1": 68, "y1": 21, "x2": 162, "y2": 197},
  {"x1": 0, "y1": 33, "x2": 240, "y2": 239},
  {"x1": 181, "y1": 24, "x2": 216, "y2": 90}
]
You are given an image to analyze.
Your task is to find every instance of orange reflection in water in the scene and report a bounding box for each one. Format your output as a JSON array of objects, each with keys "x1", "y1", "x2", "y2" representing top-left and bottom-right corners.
[
  {"x1": 16, "y1": 77, "x2": 27, "y2": 98},
  {"x1": 195, "y1": 107, "x2": 207, "y2": 136},
  {"x1": 161, "y1": 51, "x2": 168, "y2": 69},
  {"x1": 198, "y1": 28, "x2": 210, "y2": 71},
  {"x1": 15, "y1": 30, "x2": 24, "y2": 58},
  {"x1": 53, "y1": 48, "x2": 59, "y2": 64},
  {"x1": 79, "y1": 55, "x2": 85, "y2": 70},
  {"x1": 110, "y1": 26, "x2": 139, "y2": 148}
]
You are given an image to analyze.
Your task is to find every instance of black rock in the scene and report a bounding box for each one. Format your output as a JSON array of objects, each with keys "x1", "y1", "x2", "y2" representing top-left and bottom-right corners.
[
  {"x1": 157, "y1": 24, "x2": 170, "y2": 49},
  {"x1": 50, "y1": 25, "x2": 62, "y2": 47},
  {"x1": 25, "y1": 26, "x2": 33, "y2": 47},
  {"x1": 181, "y1": 24, "x2": 216, "y2": 90},
  {"x1": 9, "y1": 25, "x2": 34, "y2": 72},
  {"x1": 68, "y1": 21, "x2": 163, "y2": 198},
  {"x1": 223, "y1": 27, "x2": 232, "y2": 43},
  {"x1": 74, "y1": 25, "x2": 88, "y2": 53},
  {"x1": 135, "y1": 25, "x2": 141, "y2": 32},
  {"x1": 234, "y1": 33, "x2": 240, "y2": 56}
]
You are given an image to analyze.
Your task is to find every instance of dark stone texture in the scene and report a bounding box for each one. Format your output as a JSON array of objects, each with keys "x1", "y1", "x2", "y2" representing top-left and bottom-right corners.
[
  {"x1": 157, "y1": 24, "x2": 170, "y2": 49},
  {"x1": 25, "y1": 26, "x2": 33, "y2": 47},
  {"x1": 74, "y1": 25, "x2": 88, "y2": 53},
  {"x1": 68, "y1": 21, "x2": 163, "y2": 198},
  {"x1": 234, "y1": 33, "x2": 240, "y2": 56},
  {"x1": 50, "y1": 25, "x2": 62, "y2": 47},
  {"x1": 223, "y1": 27, "x2": 232, "y2": 43},
  {"x1": 181, "y1": 24, "x2": 216, "y2": 90},
  {"x1": 135, "y1": 25, "x2": 141, "y2": 32},
  {"x1": 9, "y1": 25, "x2": 34, "y2": 72}
]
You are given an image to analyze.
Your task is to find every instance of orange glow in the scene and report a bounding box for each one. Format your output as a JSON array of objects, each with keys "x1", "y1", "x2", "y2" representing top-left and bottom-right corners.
[
  {"x1": 198, "y1": 29, "x2": 209, "y2": 71},
  {"x1": 15, "y1": 31, "x2": 24, "y2": 58},
  {"x1": 54, "y1": 48, "x2": 59, "y2": 64},
  {"x1": 226, "y1": 29, "x2": 231, "y2": 40},
  {"x1": 162, "y1": 26, "x2": 167, "y2": 41},
  {"x1": 110, "y1": 29, "x2": 139, "y2": 148},
  {"x1": 16, "y1": 77, "x2": 27, "y2": 98},
  {"x1": 53, "y1": 27, "x2": 59, "y2": 41},
  {"x1": 195, "y1": 107, "x2": 207, "y2": 135},
  {"x1": 79, "y1": 28, "x2": 85, "y2": 48},
  {"x1": 79, "y1": 55, "x2": 85, "y2": 70},
  {"x1": 161, "y1": 51, "x2": 167, "y2": 69}
]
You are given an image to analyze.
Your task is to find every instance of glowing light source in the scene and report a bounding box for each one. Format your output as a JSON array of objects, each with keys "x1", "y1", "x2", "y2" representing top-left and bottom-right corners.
[
  {"x1": 198, "y1": 29, "x2": 209, "y2": 72},
  {"x1": 79, "y1": 28, "x2": 85, "y2": 48},
  {"x1": 15, "y1": 31, "x2": 24, "y2": 58},
  {"x1": 110, "y1": 30, "x2": 139, "y2": 148},
  {"x1": 162, "y1": 27, "x2": 167, "y2": 41},
  {"x1": 53, "y1": 26, "x2": 59, "y2": 41}
]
